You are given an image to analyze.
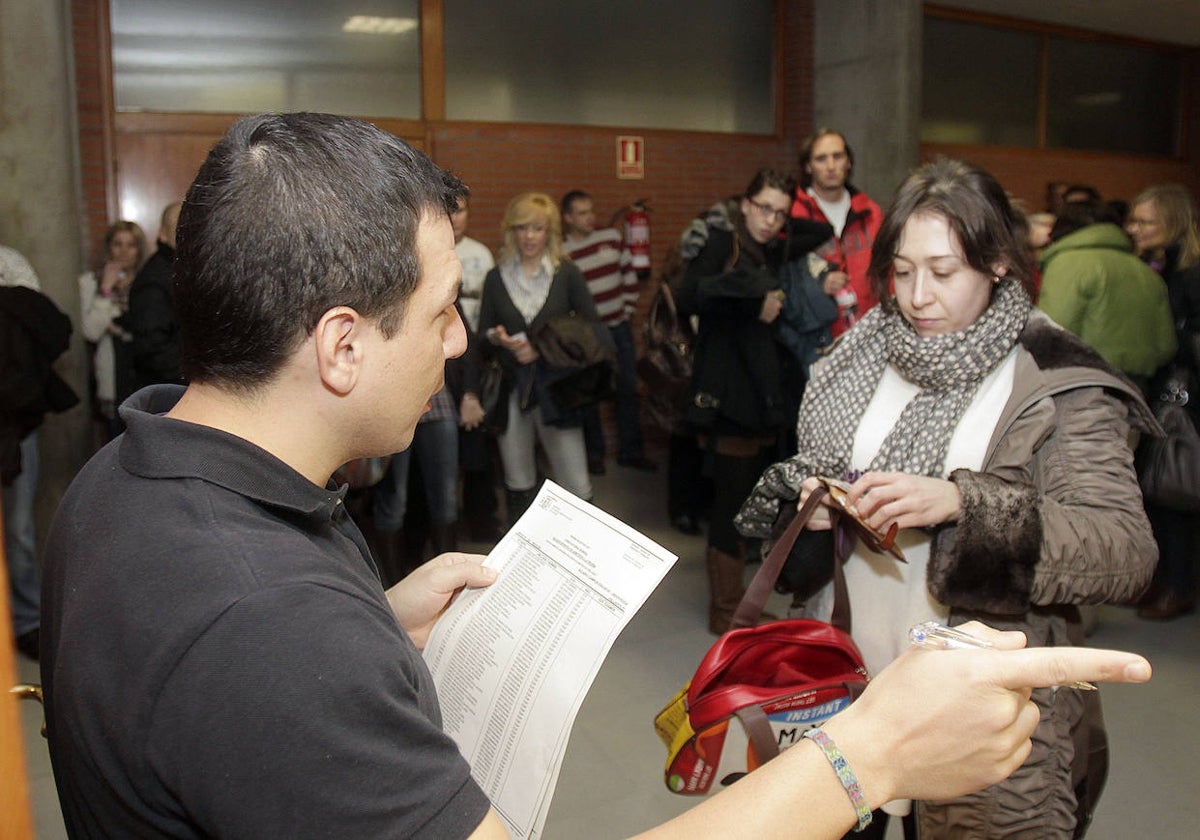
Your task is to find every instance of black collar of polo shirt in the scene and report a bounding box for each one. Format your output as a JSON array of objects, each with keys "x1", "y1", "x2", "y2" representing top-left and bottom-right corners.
[{"x1": 118, "y1": 384, "x2": 349, "y2": 523}]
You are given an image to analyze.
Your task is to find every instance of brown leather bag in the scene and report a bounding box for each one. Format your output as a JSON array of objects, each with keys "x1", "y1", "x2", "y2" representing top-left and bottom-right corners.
[{"x1": 637, "y1": 280, "x2": 695, "y2": 434}]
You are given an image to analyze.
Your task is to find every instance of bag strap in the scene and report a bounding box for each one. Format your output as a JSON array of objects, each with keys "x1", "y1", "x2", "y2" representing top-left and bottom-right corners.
[
  {"x1": 731, "y1": 483, "x2": 852, "y2": 634},
  {"x1": 646, "y1": 282, "x2": 674, "y2": 344},
  {"x1": 735, "y1": 679, "x2": 867, "y2": 766}
]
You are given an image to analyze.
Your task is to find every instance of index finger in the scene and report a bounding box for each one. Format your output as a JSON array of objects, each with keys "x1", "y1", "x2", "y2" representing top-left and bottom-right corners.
[{"x1": 993, "y1": 647, "x2": 1152, "y2": 689}]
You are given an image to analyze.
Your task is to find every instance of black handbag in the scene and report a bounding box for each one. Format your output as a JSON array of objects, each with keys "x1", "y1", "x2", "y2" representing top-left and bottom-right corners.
[
  {"x1": 478, "y1": 356, "x2": 507, "y2": 434},
  {"x1": 1138, "y1": 366, "x2": 1200, "y2": 512}
]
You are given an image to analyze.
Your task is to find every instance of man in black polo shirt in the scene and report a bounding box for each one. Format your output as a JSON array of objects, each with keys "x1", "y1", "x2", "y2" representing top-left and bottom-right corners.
[
  {"x1": 39, "y1": 114, "x2": 1154, "y2": 840},
  {"x1": 40, "y1": 113, "x2": 500, "y2": 838}
]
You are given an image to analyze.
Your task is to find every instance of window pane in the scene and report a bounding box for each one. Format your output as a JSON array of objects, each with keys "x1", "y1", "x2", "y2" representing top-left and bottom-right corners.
[
  {"x1": 110, "y1": 0, "x2": 421, "y2": 118},
  {"x1": 444, "y1": 0, "x2": 774, "y2": 134},
  {"x1": 1046, "y1": 38, "x2": 1180, "y2": 156},
  {"x1": 921, "y1": 18, "x2": 1039, "y2": 146}
]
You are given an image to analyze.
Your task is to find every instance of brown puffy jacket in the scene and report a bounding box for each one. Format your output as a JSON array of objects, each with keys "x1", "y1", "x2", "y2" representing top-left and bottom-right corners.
[{"x1": 922, "y1": 311, "x2": 1158, "y2": 838}]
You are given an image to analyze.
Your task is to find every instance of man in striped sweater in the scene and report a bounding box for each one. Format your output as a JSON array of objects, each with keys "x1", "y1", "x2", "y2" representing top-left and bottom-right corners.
[{"x1": 561, "y1": 190, "x2": 655, "y2": 474}]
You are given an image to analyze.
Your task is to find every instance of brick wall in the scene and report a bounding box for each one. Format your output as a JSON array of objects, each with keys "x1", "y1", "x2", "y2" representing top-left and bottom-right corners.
[
  {"x1": 429, "y1": 124, "x2": 801, "y2": 275},
  {"x1": 71, "y1": 0, "x2": 814, "y2": 276}
]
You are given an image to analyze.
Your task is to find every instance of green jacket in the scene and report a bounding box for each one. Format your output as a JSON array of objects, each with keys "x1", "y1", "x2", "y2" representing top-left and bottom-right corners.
[{"x1": 1039, "y1": 223, "x2": 1176, "y2": 377}]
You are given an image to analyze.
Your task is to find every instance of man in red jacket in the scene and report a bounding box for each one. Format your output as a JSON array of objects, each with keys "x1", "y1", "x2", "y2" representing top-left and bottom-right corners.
[{"x1": 791, "y1": 129, "x2": 883, "y2": 337}]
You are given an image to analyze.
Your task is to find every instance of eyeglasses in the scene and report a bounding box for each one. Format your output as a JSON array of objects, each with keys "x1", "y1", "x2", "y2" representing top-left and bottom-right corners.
[{"x1": 747, "y1": 199, "x2": 789, "y2": 223}]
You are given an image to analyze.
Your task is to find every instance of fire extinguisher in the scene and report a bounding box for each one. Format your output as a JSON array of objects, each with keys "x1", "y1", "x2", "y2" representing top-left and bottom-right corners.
[{"x1": 623, "y1": 199, "x2": 652, "y2": 278}]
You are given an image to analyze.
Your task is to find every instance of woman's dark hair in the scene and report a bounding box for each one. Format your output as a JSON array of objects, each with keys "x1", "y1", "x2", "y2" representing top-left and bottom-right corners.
[
  {"x1": 868, "y1": 158, "x2": 1037, "y2": 307},
  {"x1": 744, "y1": 168, "x2": 796, "y2": 201},
  {"x1": 174, "y1": 112, "x2": 465, "y2": 391}
]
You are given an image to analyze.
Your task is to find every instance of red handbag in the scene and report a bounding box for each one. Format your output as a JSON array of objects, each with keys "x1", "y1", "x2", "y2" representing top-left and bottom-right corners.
[{"x1": 655, "y1": 486, "x2": 868, "y2": 795}]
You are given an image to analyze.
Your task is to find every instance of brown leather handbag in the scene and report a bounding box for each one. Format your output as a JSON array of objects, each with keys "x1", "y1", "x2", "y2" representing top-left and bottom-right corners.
[{"x1": 637, "y1": 280, "x2": 695, "y2": 434}]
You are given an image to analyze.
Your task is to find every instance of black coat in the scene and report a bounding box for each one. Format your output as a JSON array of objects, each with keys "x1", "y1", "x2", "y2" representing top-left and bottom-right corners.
[
  {"x1": 0, "y1": 286, "x2": 79, "y2": 482},
  {"x1": 124, "y1": 243, "x2": 182, "y2": 392},
  {"x1": 678, "y1": 226, "x2": 787, "y2": 437},
  {"x1": 477, "y1": 261, "x2": 599, "y2": 427}
]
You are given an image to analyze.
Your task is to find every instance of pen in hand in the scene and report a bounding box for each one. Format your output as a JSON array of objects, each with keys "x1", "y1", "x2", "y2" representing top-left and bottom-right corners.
[{"x1": 908, "y1": 621, "x2": 1098, "y2": 690}]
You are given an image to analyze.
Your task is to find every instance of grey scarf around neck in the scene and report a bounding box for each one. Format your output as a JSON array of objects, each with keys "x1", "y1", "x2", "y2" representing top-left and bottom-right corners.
[{"x1": 735, "y1": 278, "x2": 1030, "y2": 538}]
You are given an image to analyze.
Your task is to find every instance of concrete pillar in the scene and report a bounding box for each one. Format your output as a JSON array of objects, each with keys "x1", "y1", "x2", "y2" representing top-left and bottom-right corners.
[
  {"x1": 812, "y1": 0, "x2": 922, "y2": 205},
  {"x1": 1, "y1": 1, "x2": 89, "y2": 546}
]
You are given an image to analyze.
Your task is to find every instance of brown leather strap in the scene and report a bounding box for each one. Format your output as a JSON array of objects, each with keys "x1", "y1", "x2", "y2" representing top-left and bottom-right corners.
[
  {"x1": 732, "y1": 486, "x2": 828, "y2": 629},
  {"x1": 734, "y1": 704, "x2": 779, "y2": 765},
  {"x1": 731, "y1": 483, "x2": 853, "y2": 635},
  {"x1": 829, "y1": 522, "x2": 852, "y2": 636}
]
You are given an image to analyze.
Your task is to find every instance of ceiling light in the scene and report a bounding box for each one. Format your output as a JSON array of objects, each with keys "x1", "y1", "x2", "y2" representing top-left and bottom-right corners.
[
  {"x1": 1072, "y1": 91, "x2": 1122, "y2": 108},
  {"x1": 342, "y1": 16, "x2": 418, "y2": 35}
]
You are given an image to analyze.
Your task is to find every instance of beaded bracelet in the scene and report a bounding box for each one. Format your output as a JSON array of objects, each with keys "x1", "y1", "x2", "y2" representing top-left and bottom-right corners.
[{"x1": 802, "y1": 727, "x2": 873, "y2": 832}]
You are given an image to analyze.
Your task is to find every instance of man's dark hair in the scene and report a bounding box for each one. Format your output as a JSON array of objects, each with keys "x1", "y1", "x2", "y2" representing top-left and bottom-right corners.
[
  {"x1": 560, "y1": 189, "x2": 591, "y2": 217},
  {"x1": 1063, "y1": 184, "x2": 1102, "y2": 205},
  {"x1": 1048, "y1": 199, "x2": 1120, "y2": 243},
  {"x1": 868, "y1": 158, "x2": 1037, "y2": 305},
  {"x1": 744, "y1": 168, "x2": 797, "y2": 200},
  {"x1": 174, "y1": 112, "x2": 466, "y2": 390},
  {"x1": 798, "y1": 128, "x2": 854, "y2": 190}
]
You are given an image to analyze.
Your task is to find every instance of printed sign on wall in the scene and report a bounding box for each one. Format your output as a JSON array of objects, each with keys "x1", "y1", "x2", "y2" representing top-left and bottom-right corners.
[{"x1": 617, "y1": 136, "x2": 644, "y2": 179}]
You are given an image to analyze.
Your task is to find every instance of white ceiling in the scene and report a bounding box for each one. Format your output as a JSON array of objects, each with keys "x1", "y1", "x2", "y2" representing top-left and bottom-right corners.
[{"x1": 933, "y1": 0, "x2": 1200, "y2": 47}]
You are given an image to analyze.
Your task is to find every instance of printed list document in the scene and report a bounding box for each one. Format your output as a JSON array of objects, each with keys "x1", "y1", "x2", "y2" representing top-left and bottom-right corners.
[{"x1": 423, "y1": 481, "x2": 678, "y2": 839}]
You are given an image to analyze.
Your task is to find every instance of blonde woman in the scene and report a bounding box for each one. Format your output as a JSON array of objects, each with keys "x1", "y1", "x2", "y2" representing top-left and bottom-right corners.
[
  {"x1": 478, "y1": 192, "x2": 599, "y2": 524},
  {"x1": 1127, "y1": 184, "x2": 1200, "y2": 620},
  {"x1": 78, "y1": 220, "x2": 146, "y2": 438}
]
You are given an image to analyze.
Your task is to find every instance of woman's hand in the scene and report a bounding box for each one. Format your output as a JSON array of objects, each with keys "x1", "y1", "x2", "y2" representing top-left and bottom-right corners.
[
  {"x1": 99, "y1": 260, "x2": 130, "y2": 296},
  {"x1": 822, "y1": 270, "x2": 849, "y2": 297},
  {"x1": 385, "y1": 552, "x2": 498, "y2": 649},
  {"x1": 459, "y1": 393, "x2": 485, "y2": 430},
  {"x1": 844, "y1": 472, "x2": 962, "y2": 532},
  {"x1": 827, "y1": 621, "x2": 1151, "y2": 805},
  {"x1": 759, "y1": 290, "x2": 784, "y2": 324},
  {"x1": 798, "y1": 476, "x2": 836, "y2": 531},
  {"x1": 490, "y1": 325, "x2": 538, "y2": 364},
  {"x1": 511, "y1": 339, "x2": 538, "y2": 364}
]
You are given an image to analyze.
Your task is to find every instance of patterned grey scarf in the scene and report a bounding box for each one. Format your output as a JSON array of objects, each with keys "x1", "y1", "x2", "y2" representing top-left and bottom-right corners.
[{"x1": 735, "y1": 278, "x2": 1030, "y2": 538}]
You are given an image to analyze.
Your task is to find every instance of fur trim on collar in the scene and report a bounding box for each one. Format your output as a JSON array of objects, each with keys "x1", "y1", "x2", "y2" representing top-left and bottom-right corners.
[{"x1": 1019, "y1": 311, "x2": 1114, "y2": 373}]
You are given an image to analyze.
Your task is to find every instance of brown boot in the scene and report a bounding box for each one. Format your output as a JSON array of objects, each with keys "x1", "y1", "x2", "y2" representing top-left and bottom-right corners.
[{"x1": 706, "y1": 546, "x2": 746, "y2": 635}]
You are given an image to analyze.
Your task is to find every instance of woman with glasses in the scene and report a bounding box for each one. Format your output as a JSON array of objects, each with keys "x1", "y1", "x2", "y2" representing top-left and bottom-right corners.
[
  {"x1": 478, "y1": 192, "x2": 598, "y2": 526},
  {"x1": 1127, "y1": 184, "x2": 1200, "y2": 620},
  {"x1": 677, "y1": 168, "x2": 798, "y2": 633},
  {"x1": 737, "y1": 159, "x2": 1156, "y2": 838}
]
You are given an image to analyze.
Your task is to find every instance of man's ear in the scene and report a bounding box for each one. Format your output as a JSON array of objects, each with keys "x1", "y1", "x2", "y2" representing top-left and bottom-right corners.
[{"x1": 314, "y1": 306, "x2": 364, "y2": 395}]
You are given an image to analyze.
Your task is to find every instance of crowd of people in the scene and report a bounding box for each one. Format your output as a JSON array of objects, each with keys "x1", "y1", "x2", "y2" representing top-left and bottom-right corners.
[
  {"x1": 22, "y1": 112, "x2": 1159, "y2": 840},
  {"x1": 3, "y1": 116, "x2": 1194, "y2": 839}
]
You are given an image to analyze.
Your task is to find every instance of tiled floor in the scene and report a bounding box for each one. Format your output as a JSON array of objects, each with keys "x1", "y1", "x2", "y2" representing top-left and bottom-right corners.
[{"x1": 15, "y1": 450, "x2": 1200, "y2": 838}]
